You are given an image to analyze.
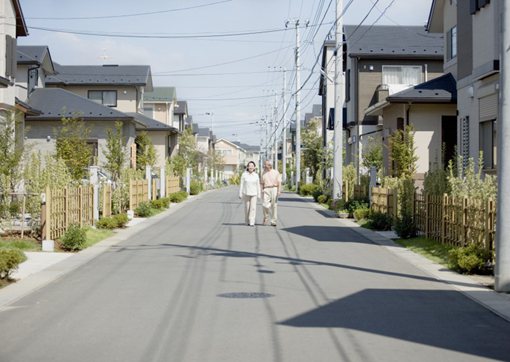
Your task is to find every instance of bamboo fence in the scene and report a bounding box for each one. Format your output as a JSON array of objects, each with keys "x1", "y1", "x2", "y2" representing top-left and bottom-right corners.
[
  {"x1": 101, "y1": 184, "x2": 112, "y2": 218},
  {"x1": 129, "y1": 179, "x2": 149, "y2": 210},
  {"x1": 370, "y1": 187, "x2": 398, "y2": 220},
  {"x1": 166, "y1": 175, "x2": 180, "y2": 195}
]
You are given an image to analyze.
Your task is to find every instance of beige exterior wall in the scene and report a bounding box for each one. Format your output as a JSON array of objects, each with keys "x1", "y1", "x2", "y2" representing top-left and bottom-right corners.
[
  {"x1": 380, "y1": 103, "x2": 456, "y2": 178},
  {"x1": 25, "y1": 119, "x2": 136, "y2": 167},
  {"x1": 215, "y1": 139, "x2": 245, "y2": 177},
  {"x1": 0, "y1": 0, "x2": 17, "y2": 108},
  {"x1": 141, "y1": 130, "x2": 167, "y2": 170},
  {"x1": 49, "y1": 85, "x2": 140, "y2": 113}
]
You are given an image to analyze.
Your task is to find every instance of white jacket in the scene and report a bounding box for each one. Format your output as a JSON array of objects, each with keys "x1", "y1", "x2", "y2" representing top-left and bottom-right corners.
[{"x1": 239, "y1": 171, "x2": 261, "y2": 198}]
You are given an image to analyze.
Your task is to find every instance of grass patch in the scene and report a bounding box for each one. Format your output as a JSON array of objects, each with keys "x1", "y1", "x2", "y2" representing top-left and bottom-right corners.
[
  {"x1": 0, "y1": 238, "x2": 40, "y2": 251},
  {"x1": 395, "y1": 237, "x2": 454, "y2": 266},
  {"x1": 83, "y1": 228, "x2": 115, "y2": 249}
]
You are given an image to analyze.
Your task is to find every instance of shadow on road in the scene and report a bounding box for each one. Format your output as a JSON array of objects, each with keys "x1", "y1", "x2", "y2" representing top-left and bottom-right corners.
[
  {"x1": 278, "y1": 288, "x2": 510, "y2": 360},
  {"x1": 281, "y1": 225, "x2": 372, "y2": 244}
]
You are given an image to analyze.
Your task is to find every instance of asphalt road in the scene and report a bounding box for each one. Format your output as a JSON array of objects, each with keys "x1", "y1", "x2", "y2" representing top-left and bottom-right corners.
[{"x1": 1, "y1": 187, "x2": 510, "y2": 362}]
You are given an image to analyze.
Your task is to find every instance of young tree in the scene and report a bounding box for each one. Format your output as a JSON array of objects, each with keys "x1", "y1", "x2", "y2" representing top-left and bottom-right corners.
[
  {"x1": 135, "y1": 131, "x2": 156, "y2": 171},
  {"x1": 361, "y1": 135, "x2": 383, "y2": 173},
  {"x1": 170, "y1": 127, "x2": 198, "y2": 176},
  {"x1": 301, "y1": 118, "x2": 324, "y2": 182},
  {"x1": 103, "y1": 121, "x2": 125, "y2": 182},
  {"x1": 389, "y1": 125, "x2": 418, "y2": 179},
  {"x1": 55, "y1": 116, "x2": 92, "y2": 181}
]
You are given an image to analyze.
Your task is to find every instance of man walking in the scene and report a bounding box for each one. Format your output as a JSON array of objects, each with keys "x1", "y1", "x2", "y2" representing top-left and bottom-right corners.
[{"x1": 261, "y1": 160, "x2": 282, "y2": 226}]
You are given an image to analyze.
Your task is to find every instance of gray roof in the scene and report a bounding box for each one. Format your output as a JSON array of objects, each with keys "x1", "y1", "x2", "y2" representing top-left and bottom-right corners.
[
  {"x1": 387, "y1": 73, "x2": 457, "y2": 103},
  {"x1": 232, "y1": 141, "x2": 260, "y2": 152},
  {"x1": 126, "y1": 112, "x2": 178, "y2": 132},
  {"x1": 344, "y1": 25, "x2": 443, "y2": 58},
  {"x1": 17, "y1": 46, "x2": 56, "y2": 74},
  {"x1": 26, "y1": 88, "x2": 133, "y2": 121},
  {"x1": 175, "y1": 101, "x2": 188, "y2": 115},
  {"x1": 191, "y1": 122, "x2": 199, "y2": 134},
  {"x1": 144, "y1": 87, "x2": 176, "y2": 102},
  {"x1": 46, "y1": 64, "x2": 153, "y2": 90},
  {"x1": 198, "y1": 127, "x2": 211, "y2": 137}
]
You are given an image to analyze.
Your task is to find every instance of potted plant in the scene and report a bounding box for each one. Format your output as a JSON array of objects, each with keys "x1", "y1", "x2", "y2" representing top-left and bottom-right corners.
[{"x1": 337, "y1": 209, "x2": 350, "y2": 218}]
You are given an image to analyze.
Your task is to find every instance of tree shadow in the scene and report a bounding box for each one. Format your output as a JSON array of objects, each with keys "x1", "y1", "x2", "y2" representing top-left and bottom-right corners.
[
  {"x1": 278, "y1": 288, "x2": 510, "y2": 360},
  {"x1": 281, "y1": 225, "x2": 373, "y2": 244}
]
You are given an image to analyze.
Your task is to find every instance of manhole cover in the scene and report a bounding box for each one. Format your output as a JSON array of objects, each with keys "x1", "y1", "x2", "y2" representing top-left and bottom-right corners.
[{"x1": 217, "y1": 292, "x2": 274, "y2": 299}]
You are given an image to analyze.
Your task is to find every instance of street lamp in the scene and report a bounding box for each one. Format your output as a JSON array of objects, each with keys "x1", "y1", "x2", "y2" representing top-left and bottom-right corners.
[{"x1": 205, "y1": 112, "x2": 214, "y2": 132}]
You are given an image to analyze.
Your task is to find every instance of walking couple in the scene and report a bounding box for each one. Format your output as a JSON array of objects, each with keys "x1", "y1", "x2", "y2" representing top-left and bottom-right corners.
[{"x1": 238, "y1": 160, "x2": 282, "y2": 227}]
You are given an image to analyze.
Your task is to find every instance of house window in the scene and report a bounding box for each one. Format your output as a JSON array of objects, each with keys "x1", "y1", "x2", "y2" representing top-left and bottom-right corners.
[
  {"x1": 86, "y1": 139, "x2": 99, "y2": 166},
  {"x1": 28, "y1": 67, "x2": 39, "y2": 94},
  {"x1": 143, "y1": 106, "x2": 154, "y2": 118},
  {"x1": 88, "y1": 90, "x2": 117, "y2": 107},
  {"x1": 479, "y1": 119, "x2": 496, "y2": 169},
  {"x1": 382, "y1": 65, "x2": 422, "y2": 94},
  {"x1": 447, "y1": 26, "x2": 457, "y2": 61}
]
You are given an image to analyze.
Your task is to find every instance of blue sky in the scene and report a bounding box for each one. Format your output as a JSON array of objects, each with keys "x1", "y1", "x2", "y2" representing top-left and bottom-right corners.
[{"x1": 19, "y1": 0, "x2": 434, "y2": 145}]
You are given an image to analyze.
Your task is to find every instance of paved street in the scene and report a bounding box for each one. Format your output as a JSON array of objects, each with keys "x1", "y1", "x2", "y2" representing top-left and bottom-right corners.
[{"x1": 1, "y1": 187, "x2": 510, "y2": 362}]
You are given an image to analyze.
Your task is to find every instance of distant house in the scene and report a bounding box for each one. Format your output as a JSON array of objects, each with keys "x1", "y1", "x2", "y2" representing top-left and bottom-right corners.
[
  {"x1": 319, "y1": 40, "x2": 336, "y2": 148},
  {"x1": 427, "y1": 0, "x2": 500, "y2": 174},
  {"x1": 232, "y1": 141, "x2": 261, "y2": 171},
  {"x1": 214, "y1": 138, "x2": 246, "y2": 178},
  {"x1": 175, "y1": 101, "x2": 190, "y2": 130},
  {"x1": 342, "y1": 25, "x2": 444, "y2": 176}
]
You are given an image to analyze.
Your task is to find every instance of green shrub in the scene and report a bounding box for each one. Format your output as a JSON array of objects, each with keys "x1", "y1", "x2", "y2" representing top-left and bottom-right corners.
[
  {"x1": 299, "y1": 183, "x2": 319, "y2": 196},
  {"x1": 135, "y1": 202, "x2": 153, "y2": 217},
  {"x1": 159, "y1": 197, "x2": 171, "y2": 208},
  {"x1": 169, "y1": 191, "x2": 188, "y2": 203},
  {"x1": 317, "y1": 194, "x2": 329, "y2": 204},
  {"x1": 368, "y1": 211, "x2": 393, "y2": 231},
  {"x1": 312, "y1": 187, "x2": 323, "y2": 202},
  {"x1": 345, "y1": 199, "x2": 369, "y2": 214},
  {"x1": 395, "y1": 213, "x2": 417, "y2": 239},
  {"x1": 60, "y1": 224, "x2": 87, "y2": 251},
  {"x1": 150, "y1": 199, "x2": 169, "y2": 209},
  {"x1": 190, "y1": 180, "x2": 203, "y2": 195},
  {"x1": 96, "y1": 216, "x2": 118, "y2": 229},
  {"x1": 113, "y1": 213, "x2": 129, "y2": 228},
  {"x1": 328, "y1": 198, "x2": 345, "y2": 212},
  {"x1": 0, "y1": 249, "x2": 26, "y2": 279},
  {"x1": 448, "y1": 243, "x2": 493, "y2": 274},
  {"x1": 353, "y1": 207, "x2": 370, "y2": 221}
]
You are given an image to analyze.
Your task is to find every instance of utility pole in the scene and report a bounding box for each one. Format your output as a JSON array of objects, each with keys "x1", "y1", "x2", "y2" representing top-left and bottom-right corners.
[
  {"x1": 286, "y1": 19, "x2": 307, "y2": 190},
  {"x1": 332, "y1": 0, "x2": 344, "y2": 199},
  {"x1": 273, "y1": 92, "x2": 278, "y2": 169},
  {"x1": 496, "y1": 0, "x2": 510, "y2": 292},
  {"x1": 282, "y1": 67, "x2": 287, "y2": 183}
]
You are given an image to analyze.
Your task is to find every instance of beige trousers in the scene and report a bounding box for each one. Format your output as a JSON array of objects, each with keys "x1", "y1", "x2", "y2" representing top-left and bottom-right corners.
[
  {"x1": 262, "y1": 187, "x2": 278, "y2": 224},
  {"x1": 243, "y1": 194, "x2": 257, "y2": 225}
]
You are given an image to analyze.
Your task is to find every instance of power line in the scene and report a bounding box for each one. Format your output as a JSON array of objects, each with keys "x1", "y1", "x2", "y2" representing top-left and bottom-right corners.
[{"x1": 26, "y1": 0, "x2": 233, "y2": 20}]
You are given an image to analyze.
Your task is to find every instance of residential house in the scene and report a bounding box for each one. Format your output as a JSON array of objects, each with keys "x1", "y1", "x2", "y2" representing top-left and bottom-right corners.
[
  {"x1": 15, "y1": 47, "x2": 138, "y2": 167},
  {"x1": 427, "y1": 0, "x2": 500, "y2": 174},
  {"x1": 232, "y1": 141, "x2": 260, "y2": 171},
  {"x1": 44, "y1": 63, "x2": 178, "y2": 170},
  {"x1": 0, "y1": 0, "x2": 28, "y2": 146},
  {"x1": 196, "y1": 127, "x2": 217, "y2": 174},
  {"x1": 175, "y1": 101, "x2": 190, "y2": 129},
  {"x1": 143, "y1": 87, "x2": 180, "y2": 158},
  {"x1": 342, "y1": 25, "x2": 444, "y2": 176},
  {"x1": 214, "y1": 138, "x2": 246, "y2": 179}
]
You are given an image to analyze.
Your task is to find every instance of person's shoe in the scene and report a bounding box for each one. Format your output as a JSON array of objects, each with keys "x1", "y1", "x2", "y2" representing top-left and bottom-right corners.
[
  {"x1": 263, "y1": 219, "x2": 269, "y2": 226},
  {"x1": 271, "y1": 222, "x2": 277, "y2": 227},
  {"x1": 249, "y1": 223, "x2": 255, "y2": 227}
]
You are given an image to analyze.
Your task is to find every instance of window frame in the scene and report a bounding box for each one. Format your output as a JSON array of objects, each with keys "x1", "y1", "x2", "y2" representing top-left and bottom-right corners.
[{"x1": 87, "y1": 90, "x2": 118, "y2": 107}]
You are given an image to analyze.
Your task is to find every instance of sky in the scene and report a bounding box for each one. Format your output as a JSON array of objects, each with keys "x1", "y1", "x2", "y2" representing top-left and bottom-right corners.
[{"x1": 18, "y1": 0, "x2": 433, "y2": 146}]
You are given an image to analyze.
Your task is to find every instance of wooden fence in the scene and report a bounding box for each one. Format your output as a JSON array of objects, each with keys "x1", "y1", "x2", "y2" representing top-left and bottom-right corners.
[
  {"x1": 166, "y1": 175, "x2": 180, "y2": 195},
  {"x1": 414, "y1": 193, "x2": 496, "y2": 250},
  {"x1": 101, "y1": 184, "x2": 112, "y2": 218},
  {"x1": 129, "y1": 179, "x2": 148, "y2": 210},
  {"x1": 42, "y1": 185, "x2": 94, "y2": 240},
  {"x1": 370, "y1": 187, "x2": 398, "y2": 220}
]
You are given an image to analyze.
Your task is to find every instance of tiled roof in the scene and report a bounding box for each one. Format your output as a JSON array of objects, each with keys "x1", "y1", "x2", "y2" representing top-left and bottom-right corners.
[
  {"x1": 198, "y1": 127, "x2": 211, "y2": 137},
  {"x1": 387, "y1": 73, "x2": 457, "y2": 103},
  {"x1": 175, "y1": 101, "x2": 188, "y2": 115},
  {"x1": 46, "y1": 64, "x2": 153, "y2": 90},
  {"x1": 126, "y1": 112, "x2": 178, "y2": 132},
  {"x1": 144, "y1": 87, "x2": 176, "y2": 102},
  {"x1": 26, "y1": 88, "x2": 132, "y2": 121},
  {"x1": 344, "y1": 25, "x2": 443, "y2": 58}
]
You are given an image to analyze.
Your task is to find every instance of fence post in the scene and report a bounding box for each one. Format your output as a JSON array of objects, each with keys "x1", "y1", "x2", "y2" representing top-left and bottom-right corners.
[
  {"x1": 425, "y1": 193, "x2": 429, "y2": 238},
  {"x1": 463, "y1": 197, "x2": 468, "y2": 246},
  {"x1": 42, "y1": 186, "x2": 54, "y2": 251},
  {"x1": 186, "y1": 167, "x2": 191, "y2": 194},
  {"x1": 369, "y1": 166, "x2": 377, "y2": 206},
  {"x1": 146, "y1": 165, "x2": 152, "y2": 201},
  {"x1": 442, "y1": 194, "x2": 447, "y2": 245},
  {"x1": 79, "y1": 186, "x2": 83, "y2": 227},
  {"x1": 160, "y1": 167, "x2": 166, "y2": 198}
]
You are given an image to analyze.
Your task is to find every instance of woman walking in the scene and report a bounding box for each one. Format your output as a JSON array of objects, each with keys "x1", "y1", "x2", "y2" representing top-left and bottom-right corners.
[{"x1": 239, "y1": 161, "x2": 261, "y2": 226}]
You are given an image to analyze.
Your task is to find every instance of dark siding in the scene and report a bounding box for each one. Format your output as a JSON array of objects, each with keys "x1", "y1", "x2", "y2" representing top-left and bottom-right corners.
[{"x1": 457, "y1": 1, "x2": 473, "y2": 80}]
